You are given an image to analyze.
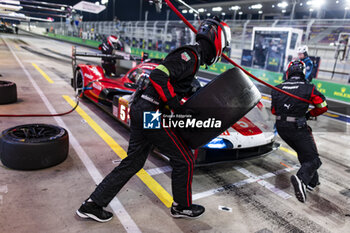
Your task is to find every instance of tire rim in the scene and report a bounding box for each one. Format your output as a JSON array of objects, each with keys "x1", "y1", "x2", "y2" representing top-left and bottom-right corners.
[{"x1": 7, "y1": 124, "x2": 65, "y2": 142}]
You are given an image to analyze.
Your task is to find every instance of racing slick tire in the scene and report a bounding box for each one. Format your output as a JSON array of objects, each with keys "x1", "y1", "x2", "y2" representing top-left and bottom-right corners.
[
  {"x1": 178, "y1": 67, "x2": 261, "y2": 149},
  {"x1": 0, "y1": 80, "x2": 17, "y2": 104},
  {"x1": 0, "y1": 124, "x2": 69, "y2": 170},
  {"x1": 73, "y1": 69, "x2": 85, "y2": 97}
]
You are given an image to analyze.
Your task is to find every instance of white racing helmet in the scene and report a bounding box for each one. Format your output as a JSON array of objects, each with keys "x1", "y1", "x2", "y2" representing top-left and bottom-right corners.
[{"x1": 297, "y1": 45, "x2": 308, "y2": 55}]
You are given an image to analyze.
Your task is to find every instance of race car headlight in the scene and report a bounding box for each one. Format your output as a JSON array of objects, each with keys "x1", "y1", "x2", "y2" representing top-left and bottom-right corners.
[{"x1": 203, "y1": 138, "x2": 233, "y2": 149}]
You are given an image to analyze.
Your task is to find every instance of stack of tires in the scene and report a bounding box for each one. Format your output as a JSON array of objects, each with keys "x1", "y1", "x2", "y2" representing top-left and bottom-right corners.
[
  {"x1": 0, "y1": 81, "x2": 69, "y2": 170},
  {"x1": 0, "y1": 80, "x2": 17, "y2": 104}
]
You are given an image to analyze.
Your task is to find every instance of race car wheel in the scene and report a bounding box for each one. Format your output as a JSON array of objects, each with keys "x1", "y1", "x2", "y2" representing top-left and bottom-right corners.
[
  {"x1": 0, "y1": 80, "x2": 17, "y2": 104},
  {"x1": 73, "y1": 69, "x2": 84, "y2": 96},
  {"x1": 0, "y1": 124, "x2": 69, "y2": 170}
]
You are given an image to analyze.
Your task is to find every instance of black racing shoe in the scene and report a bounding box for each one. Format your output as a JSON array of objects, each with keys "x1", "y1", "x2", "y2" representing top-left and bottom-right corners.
[
  {"x1": 306, "y1": 182, "x2": 321, "y2": 191},
  {"x1": 291, "y1": 175, "x2": 307, "y2": 203},
  {"x1": 170, "y1": 203, "x2": 205, "y2": 219},
  {"x1": 76, "y1": 200, "x2": 113, "y2": 223}
]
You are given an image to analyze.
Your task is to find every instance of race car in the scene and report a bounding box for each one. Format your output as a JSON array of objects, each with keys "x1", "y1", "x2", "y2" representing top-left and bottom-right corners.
[
  {"x1": 71, "y1": 47, "x2": 278, "y2": 165},
  {"x1": 0, "y1": 24, "x2": 14, "y2": 34},
  {"x1": 71, "y1": 46, "x2": 157, "y2": 107}
]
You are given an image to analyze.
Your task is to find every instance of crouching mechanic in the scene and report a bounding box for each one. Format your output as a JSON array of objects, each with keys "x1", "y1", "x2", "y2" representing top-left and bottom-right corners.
[
  {"x1": 98, "y1": 35, "x2": 123, "y2": 76},
  {"x1": 76, "y1": 17, "x2": 232, "y2": 222},
  {"x1": 271, "y1": 60, "x2": 328, "y2": 203}
]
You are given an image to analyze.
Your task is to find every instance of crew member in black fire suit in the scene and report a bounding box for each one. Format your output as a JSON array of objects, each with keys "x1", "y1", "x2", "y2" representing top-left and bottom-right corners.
[
  {"x1": 77, "y1": 17, "x2": 232, "y2": 222},
  {"x1": 271, "y1": 60, "x2": 328, "y2": 203},
  {"x1": 98, "y1": 35, "x2": 123, "y2": 76}
]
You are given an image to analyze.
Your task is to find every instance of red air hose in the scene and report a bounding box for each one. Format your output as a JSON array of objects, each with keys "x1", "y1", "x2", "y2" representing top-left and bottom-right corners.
[
  {"x1": 0, "y1": 99, "x2": 79, "y2": 117},
  {"x1": 164, "y1": 0, "x2": 312, "y2": 104}
]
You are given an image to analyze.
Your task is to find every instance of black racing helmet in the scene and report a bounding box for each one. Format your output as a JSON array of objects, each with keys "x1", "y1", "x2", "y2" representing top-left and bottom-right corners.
[
  {"x1": 286, "y1": 60, "x2": 306, "y2": 79},
  {"x1": 196, "y1": 16, "x2": 231, "y2": 65}
]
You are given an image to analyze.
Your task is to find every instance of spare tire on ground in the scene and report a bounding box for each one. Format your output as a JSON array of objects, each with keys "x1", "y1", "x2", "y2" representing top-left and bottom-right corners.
[
  {"x1": 0, "y1": 124, "x2": 69, "y2": 170},
  {"x1": 0, "y1": 80, "x2": 17, "y2": 104}
]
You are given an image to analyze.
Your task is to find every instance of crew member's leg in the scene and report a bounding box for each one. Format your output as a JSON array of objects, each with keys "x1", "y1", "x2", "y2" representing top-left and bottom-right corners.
[
  {"x1": 145, "y1": 127, "x2": 194, "y2": 207},
  {"x1": 277, "y1": 125, "x2": 321, "y2": 185},
  {"x1": 90, "y1": 129, "x2": 152, "y2": 207},
  {"x1": 308, "y1": 171, "x2": 319, "y2": 190},
  {"x1": 277, "y1": 124, "x2": 321, "y2": 203},
  {"x1": 102, "y1": 60, "x2": 116, "y2": 76},
  {"x1": 293, "y1": 126, "x2": 322, "y2": 186},
  {"x1": 77, "y1": 104, "x2": 152, "y2": 222},
  {"x1": 144, "y1": 127, "x2": 204, "y2": 218}
]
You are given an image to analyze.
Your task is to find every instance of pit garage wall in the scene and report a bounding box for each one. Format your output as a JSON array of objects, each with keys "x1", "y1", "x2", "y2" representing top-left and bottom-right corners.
[{"x1": 45, "y1": 32, "x2": 350, "y2": 104}]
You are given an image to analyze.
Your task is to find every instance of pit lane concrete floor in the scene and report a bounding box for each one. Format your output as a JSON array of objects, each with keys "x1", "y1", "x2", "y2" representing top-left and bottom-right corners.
[{"x1": 0, "y1": 32, "x2": 349, "y2": 233}]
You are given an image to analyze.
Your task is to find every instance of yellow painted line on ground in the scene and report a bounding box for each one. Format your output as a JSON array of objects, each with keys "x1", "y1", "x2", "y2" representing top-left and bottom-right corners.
[
  {"x1": 280, "y1": 146, "x2": 298, "y2": 157},
  {"x1": 262, "y1": 95, "x2": 271, "y2": 101},
  {"x1": 14, "y1": 44, "x2": 20, "y2": 50},
  {"x1": 32, "y1": 63, "x2": 54, "y2": 84},
  {"x1": 63, "y1": 95, "x2": 173, "y2": 208}
]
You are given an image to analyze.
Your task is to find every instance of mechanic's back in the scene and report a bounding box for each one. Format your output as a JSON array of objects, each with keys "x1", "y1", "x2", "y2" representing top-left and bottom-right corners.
[
  {"x1": 271, "y1": 61, "x2": 327, "y2": 120},
  {"x1": 271, "y1": 60, "x2": 328, "y2": 204}
]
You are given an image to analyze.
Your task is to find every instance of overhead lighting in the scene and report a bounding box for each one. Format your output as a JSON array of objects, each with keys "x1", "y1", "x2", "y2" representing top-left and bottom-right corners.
[
  {"x1": 194, "y1": 13, "x2": 198, "y2": 17},
  {"x1": 300, "y1": 3, "x2": 303, "y2": 6},
  {"x1": 221, "y1": 12, "x2": 226, "y2": 15},
  {"x1": 251, "y1": 4, "x2": 263, "y2": 10},
  {"x1": 189, "y1": 9, "x2": 193, "y2": 13},
  {"x1": 212, "y1": 7, "x2": 223, "y2": 12},
  {"x1": 207, "y1": 13, "x2": 211, "y2": 16},
  {"x1": 101, "y1": 0, "x2": 108, "y2": 4},
  {"x1": 95, "y1": 1, "x2": 100, "y2": 5},
  {"x1": 307, "y1": 0, "x2": 325, "y2": 8},
  {"x1": 309, "y1": 8, "x2": 314, "y2": 12},
  {"x1": 258, "y1": 11, "x2": 263, "y2": 14},
  {"x1": 282, "y1": 9, "x2": 286, "y2": 13},
  {"x1": 238, "y1": 11, "x2": 243, "y2": 15},
  {"x1": 198, "y1": 8, "x2": 205, "y2": 13},
  {"x1": 1, "y1": 0, "x2": 20, "y2": 4},
  {"x1": 229, "y1": 6, "x2": 241, "y2": 11},
  {"x1": 336, "y1": 0, "x2": 339, "y2": 3},
  {"x1": 272, "y1": 5, "x2": 275, "y2": 8},
  {"x1": 182, "y1": 9, "x2": 188, "y2": 14},
  {"x1": 277, "y1": 2, "x2": 288, "y2": 8}
]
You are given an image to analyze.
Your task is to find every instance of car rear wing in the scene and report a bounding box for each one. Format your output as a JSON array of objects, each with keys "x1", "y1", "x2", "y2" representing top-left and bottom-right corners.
[{"x1": 71, "y1": 46, "x2": 163, "y2": 72}]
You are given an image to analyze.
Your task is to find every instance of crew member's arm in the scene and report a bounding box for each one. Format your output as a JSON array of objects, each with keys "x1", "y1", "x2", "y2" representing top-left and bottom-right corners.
[
  {"x1": 149, "y1": 49, "x2": 198, "y2": 111},
  {"x1": 306, "y1": 86, "x2": 328, "y2": 119}
]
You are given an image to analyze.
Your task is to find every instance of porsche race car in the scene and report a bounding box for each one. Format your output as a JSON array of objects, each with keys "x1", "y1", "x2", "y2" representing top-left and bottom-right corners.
[{"x1": 71, "y1": 47, "x2": 278, "y2": 165}]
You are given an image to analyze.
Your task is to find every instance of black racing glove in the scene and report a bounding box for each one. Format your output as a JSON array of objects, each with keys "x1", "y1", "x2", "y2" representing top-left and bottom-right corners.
[
  {"x1": 305, "y1": 111, "x2": 317, "y2": 121},
  {"x1": 167, "y1": 96, "x2": 182, "y2": 113}
]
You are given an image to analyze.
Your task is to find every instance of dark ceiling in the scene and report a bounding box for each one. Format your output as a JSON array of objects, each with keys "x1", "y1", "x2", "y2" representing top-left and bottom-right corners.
[{"x1": 6, "y1": 0, "x2": 350, "y2": 22}]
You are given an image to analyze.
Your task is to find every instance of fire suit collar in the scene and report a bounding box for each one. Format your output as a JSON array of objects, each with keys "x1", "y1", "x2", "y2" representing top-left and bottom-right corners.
[{"x1": 290, "y1": 76, "x2": 304, "y2": 81}]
